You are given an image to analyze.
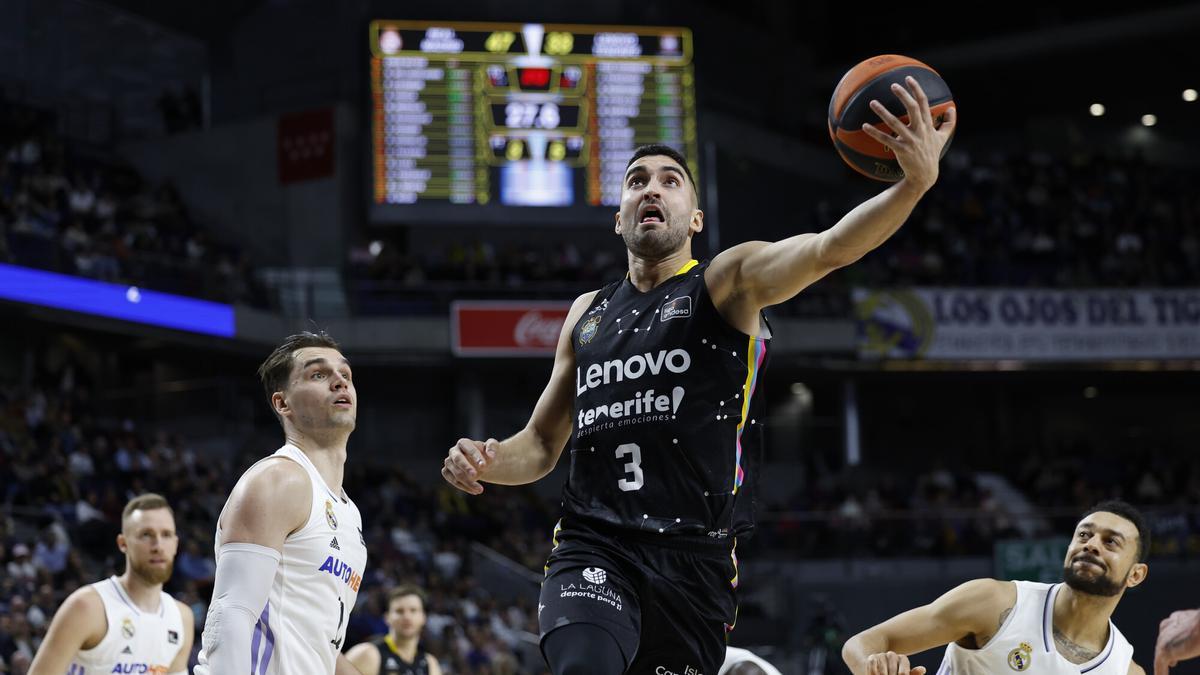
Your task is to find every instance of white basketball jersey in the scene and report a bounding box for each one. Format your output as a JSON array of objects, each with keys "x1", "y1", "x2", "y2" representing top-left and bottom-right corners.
[
  {"x1": 68, "y1": 576, "x2": 184, "y2": 675},
  {"x1": 937, "y1": 581, "x2": 1133, "y2": 675},
  {"x1": 200, "y1": 444, "x2": 368, "y2": 675}
]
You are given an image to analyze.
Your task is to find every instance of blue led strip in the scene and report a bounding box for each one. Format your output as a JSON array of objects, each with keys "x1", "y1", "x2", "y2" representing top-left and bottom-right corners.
[{"x1": 0, "y1": 263, "x2": 236, "y2": 338}]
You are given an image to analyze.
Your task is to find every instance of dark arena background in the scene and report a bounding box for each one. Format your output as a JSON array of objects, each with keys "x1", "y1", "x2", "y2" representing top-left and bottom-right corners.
[{"x1": 2, "y1": 1, "x2": 1199, "y2": 673}]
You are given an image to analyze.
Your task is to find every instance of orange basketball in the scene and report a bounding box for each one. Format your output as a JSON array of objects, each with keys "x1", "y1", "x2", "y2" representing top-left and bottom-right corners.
[{"x1": 828, "y1": 54, "x2": 956, "y2": 182}]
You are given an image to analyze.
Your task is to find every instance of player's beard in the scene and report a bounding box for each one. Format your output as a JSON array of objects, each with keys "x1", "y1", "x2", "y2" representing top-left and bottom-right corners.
[
  {"x1": 1061, "y1": 556, "x2": 1125, "y2": 597},
  {"x1": 621, "y1": 212, "x2": 690, "y2": 259},
  {"x1": 131, "y1": 557, "x2": 174, "y2": 586}
]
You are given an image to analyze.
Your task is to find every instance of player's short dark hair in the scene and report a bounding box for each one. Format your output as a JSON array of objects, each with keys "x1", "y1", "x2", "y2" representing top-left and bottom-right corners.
[
  {"x1": 626, "y1": 144, "x2": 697, "y2": 195},
  {"x1": 1080, "y1": 500, "x2": 1151, "y2": 562},
  {"x1": 257, "y1": 331, "x2": 342, "y2": 418},
  {"x1": 387, "y1": 584, "x2": 427, "y2": 610},
  {"x1": 121, "y1": 493, "x2": 173, "y2": 529}
]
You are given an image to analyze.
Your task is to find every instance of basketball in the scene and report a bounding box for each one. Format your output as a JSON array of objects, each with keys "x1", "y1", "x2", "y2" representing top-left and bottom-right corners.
[{"x1": 828, "y1": 54, "x2": 956, "y2": 182}]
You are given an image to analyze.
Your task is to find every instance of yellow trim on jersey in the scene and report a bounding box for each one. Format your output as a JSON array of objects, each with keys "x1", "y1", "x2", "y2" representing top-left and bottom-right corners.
[
  {"x1": 675, "y1": 259, "x2": 699, "y2": 275},
  {"x1": 544, "y1": 518, "x2": 564, "y2": 575},
  {"x1": 384, "y1": 634, "x2": 403, "y2": 657}
]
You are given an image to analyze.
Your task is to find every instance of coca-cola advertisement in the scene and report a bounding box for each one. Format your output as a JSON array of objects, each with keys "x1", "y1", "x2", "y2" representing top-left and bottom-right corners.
[{"x1": 451, "y1": 301, "x2": 572, "y2": 357}]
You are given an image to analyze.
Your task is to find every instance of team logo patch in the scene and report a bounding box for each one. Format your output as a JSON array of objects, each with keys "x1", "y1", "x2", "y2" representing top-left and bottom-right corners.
[
  {"x1": 168, "y1": 629, "x2": 179, "y2": 644},
  {"x1": 1007, "y1": 642, "x2": 1033, "y2": 671},
  {"x1": 579, "y1": 315, "x2": 601, "y2": 345},
  {"x1": 121, "y1": 617, "x2": 135, "y2": 639},
  {"x1": 325, "y1": 499, "x2": 338, "y2": 530},
  {"x1": 660, "y1": 296, "x2": 692, "y2": 322},
  {"x1": 582, "y1": 567, "x2": 607, "y2": 584}
]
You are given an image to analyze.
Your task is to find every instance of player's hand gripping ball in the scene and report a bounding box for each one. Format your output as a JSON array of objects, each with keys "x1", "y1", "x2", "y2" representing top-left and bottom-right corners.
[{"x1": 828, "y1": 54, "x2": 956, "y2": 182}]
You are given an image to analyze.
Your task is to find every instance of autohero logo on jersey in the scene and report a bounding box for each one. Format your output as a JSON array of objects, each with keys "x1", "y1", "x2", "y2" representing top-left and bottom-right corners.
[
  {"x1": 575, "y1": 349, "x2": 690, "y2": 435},
  {"x1": 318, "y1": 555, "x2": 363, "y2": 591},
  {"x1": 558, "y1": 567, "x2": 622, "y2": 611},
  {"x1": 108, "y1": 665, "x2": 168, "y2": 674}
]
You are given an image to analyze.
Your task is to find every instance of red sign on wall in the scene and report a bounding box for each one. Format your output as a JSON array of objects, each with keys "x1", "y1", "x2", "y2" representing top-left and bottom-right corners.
[
  {"x1": 451, "y1": 301, "x2": 572, "y2": 357},
  {"x1": 278, "y1": 108, "x2": 335, "y2": 184}
]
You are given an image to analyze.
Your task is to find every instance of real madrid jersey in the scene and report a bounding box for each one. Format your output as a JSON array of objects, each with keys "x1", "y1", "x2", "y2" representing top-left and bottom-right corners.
[
  {"x1": 68, "y1": 576, "x2": 185, "y2": 675},
  {"x1": 563, "y1": 260, "x2": 770, "y2": 541},
  {"x1": 200, "y1": 444, "x2": 368, "y2": 675},
  {"x1": 937, "y1": 581, "x2": 1133, "y2": 675}
]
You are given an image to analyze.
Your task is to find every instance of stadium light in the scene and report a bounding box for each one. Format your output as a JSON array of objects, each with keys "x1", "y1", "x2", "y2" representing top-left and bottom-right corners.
[
  {"x1": 1184, "y1": 89, "x2": 1198, "y2": 103},
  {"x1": 1141, "y1": 114, "x2": 1158, "y2": 127},
  {"x1": 1089, "y1": 103, "x2": 1105, "y2": 117}
]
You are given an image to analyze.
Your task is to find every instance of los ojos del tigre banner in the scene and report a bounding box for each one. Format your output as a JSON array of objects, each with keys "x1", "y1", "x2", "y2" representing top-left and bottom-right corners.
[{"x1": 853, "y1": 288, "x2": 1200, "y2": 360}]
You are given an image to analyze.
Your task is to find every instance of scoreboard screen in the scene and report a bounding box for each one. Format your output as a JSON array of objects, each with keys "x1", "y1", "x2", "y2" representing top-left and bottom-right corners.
[{"x1": 369, "y1": 20, "x2": 697, "y2": 225}]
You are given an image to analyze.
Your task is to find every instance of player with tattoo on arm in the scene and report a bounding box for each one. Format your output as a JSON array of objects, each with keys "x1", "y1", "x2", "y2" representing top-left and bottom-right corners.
[{"x1": 842, "y1": 501, "x2": 1151, "y2": 675}]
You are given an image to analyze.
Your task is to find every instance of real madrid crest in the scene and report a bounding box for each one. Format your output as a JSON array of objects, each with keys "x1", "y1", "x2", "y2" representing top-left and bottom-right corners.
[
  {"x1": 1007, "y1": 642, "x2": 1033, "y2": 671},
  {"x1": 122, "y1": 616, "x2": 136, "y2": 639},
  {"x1": 325, "y1": 499, "x2": 338, "y2": 530},
  {"x1": 579, "y1": 315, "x2": 601, "y2": 345}
]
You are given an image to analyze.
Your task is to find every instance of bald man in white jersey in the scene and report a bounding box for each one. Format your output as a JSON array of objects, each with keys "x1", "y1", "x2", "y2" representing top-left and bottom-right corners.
[
  {"x1": 196, "y1": 331, "x2": 368, "y2": 675},
  {"x1": 29, "y1": 493, "x2": 193, "y2": 675},
  {"x1": 842, "y1": 501, "x2": 1151, "y2": 675}
]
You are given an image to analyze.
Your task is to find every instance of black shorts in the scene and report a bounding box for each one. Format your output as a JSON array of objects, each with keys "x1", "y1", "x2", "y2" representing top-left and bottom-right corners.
[{"x1": 538, "y1": 516, "x2": 739, "y2": 675}]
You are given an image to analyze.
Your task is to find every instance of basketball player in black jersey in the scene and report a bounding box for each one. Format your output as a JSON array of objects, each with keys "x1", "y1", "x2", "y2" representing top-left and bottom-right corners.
[
  {"x1": 443, "y1": 77, "x2": 957, "y2": 675},
  {"x1": 346, "y1": 585, "x2": 442, "y2": 675}
]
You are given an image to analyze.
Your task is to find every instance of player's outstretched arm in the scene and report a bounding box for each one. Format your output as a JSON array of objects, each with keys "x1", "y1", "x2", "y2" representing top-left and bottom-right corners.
[
  {"x1": 841, "y1": 578, "x2": 1013, "y2": 675},
  {"x1": 708, "y1": 77, "x2": 957, "y2": 311},
  {"x1": 166, "y1": 599, "x2": 195, "y2": 674},
  {"x1": 28, "y1": 586, "x2": 106, "y2": 675},
  {"x1": 345, "y1": 640, "x2": 381, "y2": 675},
  {"x1": 195, "y1": 458, "x2": 310, "y2": 675},
  {"x1": 1155, "y1": 608, "x2": 1200, "y2": 675},
  {"x1": 442, "y1": 290, "x2": 597, "y2": 494}
]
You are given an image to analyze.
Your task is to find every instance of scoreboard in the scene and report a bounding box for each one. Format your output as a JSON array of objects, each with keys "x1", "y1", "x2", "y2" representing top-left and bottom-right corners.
[{"x1": 369, "y1": 20, "x2": 697, "y2": 225}]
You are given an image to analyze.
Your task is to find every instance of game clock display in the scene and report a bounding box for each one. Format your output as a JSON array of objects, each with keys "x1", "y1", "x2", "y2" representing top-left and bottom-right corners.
[{"x1": 369, "y1": 20, "x2": 698, "y2": 225}]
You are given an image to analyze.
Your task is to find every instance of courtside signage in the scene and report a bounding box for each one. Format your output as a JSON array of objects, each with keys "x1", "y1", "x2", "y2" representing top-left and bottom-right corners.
[{"x1": 451, "y1": 301, "x2": 571, "y2": 356}]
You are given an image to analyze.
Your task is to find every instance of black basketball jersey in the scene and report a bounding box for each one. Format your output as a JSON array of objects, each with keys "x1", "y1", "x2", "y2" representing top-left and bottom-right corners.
[
  {"x1": 373, "y1": 637, "x2": 429, "y2": 675},
  {"x1": 563, "y1": 260, "x2": 770, "y2": 541}
]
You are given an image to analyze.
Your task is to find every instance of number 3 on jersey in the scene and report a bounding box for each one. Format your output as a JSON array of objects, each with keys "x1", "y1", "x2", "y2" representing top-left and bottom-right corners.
[{"x1": 615, "y1": 443, "x2": 644, "y2": 491}]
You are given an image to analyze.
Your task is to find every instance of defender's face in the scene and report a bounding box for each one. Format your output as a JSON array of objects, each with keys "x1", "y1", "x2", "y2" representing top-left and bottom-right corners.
[
  {"x1": 119, "y1": 507, "x2": 178, "y2": 585},
  {"x1": 385, "y1": 595, "x2": 426, "y2": 639},
  {"x1": 615, "y1": 155, "x2": 702, "y2": 258},
  {"x1": 280, "y1": 347, "x2": 356, "y2": 432},
  {"x1": 1062, "y1": 511, "x2": 1146, "y2": 596}
]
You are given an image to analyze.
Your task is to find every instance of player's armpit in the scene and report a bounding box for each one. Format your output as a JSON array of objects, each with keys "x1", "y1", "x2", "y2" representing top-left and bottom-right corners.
[
  {"x1": 427, "y1": 653, "x2": 445, "y2": 675},
  {"x1": 842, "y1": 579, "x2": 1015, "y2": 674},
  {"x1": 28, "y1": 586, "x2": 106, "y2": 675},
  {"x1": 1129, "y1": 660, "x2": 1146, "y2": 675},
  {"x1": 220, "y1": 455, "x2": 312, "y2": 550}
]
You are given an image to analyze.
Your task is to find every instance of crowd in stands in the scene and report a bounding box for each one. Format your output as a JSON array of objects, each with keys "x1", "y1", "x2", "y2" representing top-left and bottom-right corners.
[
  {"x1": 0, "y1": 357, "x2": 555, "y2": 673},
  {"x1": 352, "y1": 150, "x2": 1200, "y2": 311},
  {"x1": 758, "y1": 441, "x2": 1200, "y2": 559},
  {"x1": 2, "y1": 350, "x2": 1199, "y2": 671},
  {"x1": 0, "y1": 98, "x2": 264, "y2": 307}
]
